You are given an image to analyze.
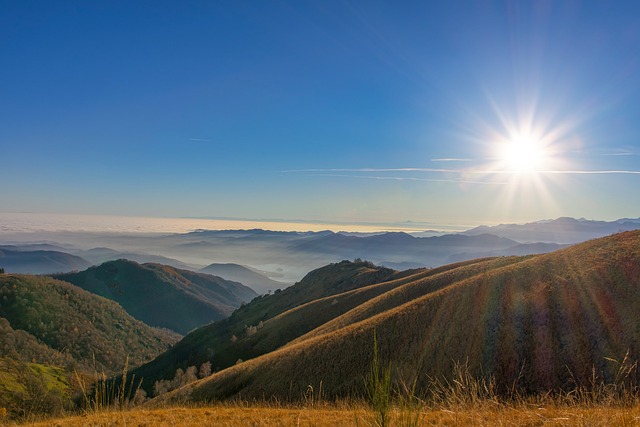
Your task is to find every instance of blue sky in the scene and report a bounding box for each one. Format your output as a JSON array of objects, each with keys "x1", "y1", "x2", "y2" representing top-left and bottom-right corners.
[{"x1": 2, "y1": 1, "x2": 640, "y2": 228}]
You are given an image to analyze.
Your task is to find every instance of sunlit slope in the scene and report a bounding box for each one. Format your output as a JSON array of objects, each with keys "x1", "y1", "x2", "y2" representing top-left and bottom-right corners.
[
  {"x1": 55, "y1": 260, "x2": 258, "y2": 334},
  {"x1": 0, "y1": 358, "x2": 71, "y2": 419},
  {"x1": 287, "y1": 256, "x2": 528, "y2": 346},
  {"x1": 129, "y1": 260, "x2": 399, "y2": 394},
  {"x1": 166, "y1": 231, "x2": 640, "y2": 402}
]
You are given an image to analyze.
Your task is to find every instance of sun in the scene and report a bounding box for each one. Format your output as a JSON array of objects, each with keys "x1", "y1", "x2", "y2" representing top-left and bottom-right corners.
[{"x1": 500, "y1": 133, "x2": 546, "y2": 173}]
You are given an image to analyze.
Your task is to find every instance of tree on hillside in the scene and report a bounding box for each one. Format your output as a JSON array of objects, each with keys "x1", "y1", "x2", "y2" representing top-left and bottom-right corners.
[
  {"x1": 198, "y1": 361, "x2": 212, "y2": 378},
  {"x1": 0, "y1": 268, "x2": 4, "y2": 274}
]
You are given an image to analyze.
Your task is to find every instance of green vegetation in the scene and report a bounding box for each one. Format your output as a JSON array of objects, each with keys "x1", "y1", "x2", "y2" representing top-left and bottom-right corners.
[
  {"x1": 0, "y1": 274, "x2": 179, "y2": 373},
  {"x1": 0, "y1": 358, "x2": 71, "y2": 420},
  {"x1": 55, "y1": 259, "x2": 258, "y2": 334},
  {"x1": 0, "y1": 273, "x2": 181, "y2": 421},
  {"x1": 365, "y1": 332, "x2": 392, "y2": 427}
]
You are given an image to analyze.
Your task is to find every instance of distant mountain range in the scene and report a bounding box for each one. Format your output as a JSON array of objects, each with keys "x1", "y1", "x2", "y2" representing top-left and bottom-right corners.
[
  {"x1": 158, "y1": 228, "x2": 568, "y2": 279},
  {"x1": 0, "y1": 244, "x2": 200, "y2": 274},
  {"x1": 75, "y1": 247, "x2": 197, "y2": 270},
  {"x1": 462, "y1": 216, "x2": 640, "y2": 244},
  {"x1": 0, "y1": 247, "x2": 91, "y2": 274},
  {"x1": 2, "y1": 216, "x2": 639, "y2": 284},
  {"x1": 147, "y1": 230, "x2": 640, "y2": 403},
  {"x1": 54, "y1": 260, "x2": 258, "y2": 334}
]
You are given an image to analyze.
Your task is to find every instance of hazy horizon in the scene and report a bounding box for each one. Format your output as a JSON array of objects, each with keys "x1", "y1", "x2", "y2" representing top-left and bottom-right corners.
[
  {"x1": 0, "y1": 211, "x2": 480, "y2": 236},
  {"x1": 1, "y1": 211, "x2": 638, "y2": 240}
]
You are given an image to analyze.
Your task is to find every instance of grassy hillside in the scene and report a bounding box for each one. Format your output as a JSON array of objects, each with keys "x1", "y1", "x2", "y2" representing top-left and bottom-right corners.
[
  {"x1": 286, "y1": 256, "x2": 527, "y2": 346},
  {"x1": 128, "y1": 260, "x2": 399, "y2": 395},
  {"x1": 0, "y1": 357, "x2": 72, "y2": 419},
  {"x1": 157, "y1": 231, "x2": 640, "y2": 403},
  {"x1": 0, "y1": 274, "x2": 179, "y2": 374},
  {"x1": 55, "y1": 260, "x2": 258, "y2": 334}
]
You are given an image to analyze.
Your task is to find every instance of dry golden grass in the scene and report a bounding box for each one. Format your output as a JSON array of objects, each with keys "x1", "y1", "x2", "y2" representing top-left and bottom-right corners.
[
  {"x1": 175, "y1": 231, "x2": 640, "y2": 402},
  {"x1": 15, "y1": 403, "x2": 640, "y2": 427},
  {"x1": 19, "y1": 405, "x2": 367, "y2": 427}
]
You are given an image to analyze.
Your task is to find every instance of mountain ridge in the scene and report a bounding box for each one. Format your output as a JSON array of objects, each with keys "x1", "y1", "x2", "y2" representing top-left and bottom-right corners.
[
  {"x1": 463, "y1": 217, "x2": 640, "y2": 244},
  {"x1": 0, "y1": 248, "x2": 91, "y2": 274},
  {"x1": 199, "y1": 263, "x2": 288, "y2": 294},
  {"x1": 54, "y1": 260, "x2": 258, "y2": 334}
]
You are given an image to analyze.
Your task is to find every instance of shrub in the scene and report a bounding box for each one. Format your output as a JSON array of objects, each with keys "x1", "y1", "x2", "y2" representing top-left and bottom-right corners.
[{"x1": 365, "y1": 331, "x2": 392, "y2": 427}]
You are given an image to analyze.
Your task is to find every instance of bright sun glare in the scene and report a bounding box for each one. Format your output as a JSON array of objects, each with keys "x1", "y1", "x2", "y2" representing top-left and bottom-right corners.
[{"x1": 501, "y1": 134, "x2": 546, "y2": 173}]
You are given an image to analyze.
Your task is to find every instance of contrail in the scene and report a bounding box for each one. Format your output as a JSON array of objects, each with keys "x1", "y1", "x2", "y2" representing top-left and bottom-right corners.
[
  {"x1": 281, "y1": 167, "x2": 640, "y2": 175},
  {"x1": 300, "y1": 173, "x2": 509, "y2": 185}
]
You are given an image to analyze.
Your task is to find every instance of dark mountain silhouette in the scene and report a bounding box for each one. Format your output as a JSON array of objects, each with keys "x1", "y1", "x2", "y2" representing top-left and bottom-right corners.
[
  {"x1": 290, "y1": 232, "x2": 519, "y2": 267},
  {"x1": 199, "y1": 263, "x2": 288, "y2": 294},
  {"x1": 0, "y1": 243, "x2": 72, "y2": 252},
  {"x1": 77, "y1": 247, "x2": 197, "y2": 270},
  {"x1": 54, "y1": 260, "x2": 258, "y2": 334},
  {"x1": 0, "y1": 248, "x2": 91, "y2": 274}
]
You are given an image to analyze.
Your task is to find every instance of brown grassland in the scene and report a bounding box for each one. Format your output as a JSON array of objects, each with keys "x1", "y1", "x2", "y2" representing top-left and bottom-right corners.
[
  {"x1": 156, "y1": 231, "x2": 640, "y2": 403},
  {"x1": 10, "y1": 403, "x2": 640, "y2": 426}
]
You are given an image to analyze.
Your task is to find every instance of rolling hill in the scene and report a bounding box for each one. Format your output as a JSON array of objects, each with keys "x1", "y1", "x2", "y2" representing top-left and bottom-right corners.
[
  {"x1": 127, "y1": 260, "x2": 401, "y2": 394},
  {"x1": 76, "y1": 247, "x2": 198, "y2": 270},
  {"x1": 199, "y1": 263, "x2": 288, "y2": 294},
  {"x1": 0, "y1": 274, "x2": 179, "y2": 373},
  {"x1": 54, "y1": 260, "x2": 258, "y2": 334},
  {"x1": 151, "y1": 231, "x2": 640, "y2": 403}
]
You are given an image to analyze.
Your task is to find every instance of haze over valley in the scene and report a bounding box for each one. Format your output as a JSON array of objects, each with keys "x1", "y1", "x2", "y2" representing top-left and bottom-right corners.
[{"x1": 3, "y1": 214, "x2": 640, "y2": 285}]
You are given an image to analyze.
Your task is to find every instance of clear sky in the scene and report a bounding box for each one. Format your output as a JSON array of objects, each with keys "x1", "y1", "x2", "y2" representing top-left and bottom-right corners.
[{"x1": 2, "y1": 1, "x2": 640, "y2": 228}]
